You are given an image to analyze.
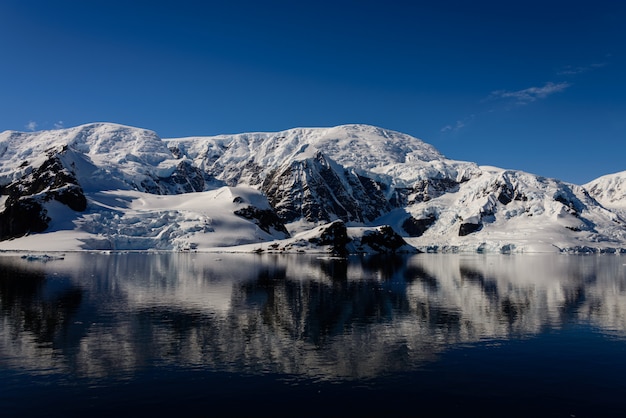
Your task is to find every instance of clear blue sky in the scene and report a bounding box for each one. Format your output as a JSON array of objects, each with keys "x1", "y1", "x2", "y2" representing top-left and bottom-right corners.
[{"x1": 1, "y1": 0, "x2": 624, "y2": 184}]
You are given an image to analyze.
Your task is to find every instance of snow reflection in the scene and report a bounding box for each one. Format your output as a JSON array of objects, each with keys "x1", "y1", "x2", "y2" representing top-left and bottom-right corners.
[{"x1": 0, "y1": 253, "x2": 625, "y2": 380}]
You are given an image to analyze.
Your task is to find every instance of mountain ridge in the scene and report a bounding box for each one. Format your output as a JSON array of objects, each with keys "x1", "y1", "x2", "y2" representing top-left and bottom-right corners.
[{"x1": 0, "y1": 122, "x2": 624, "y2": 253}]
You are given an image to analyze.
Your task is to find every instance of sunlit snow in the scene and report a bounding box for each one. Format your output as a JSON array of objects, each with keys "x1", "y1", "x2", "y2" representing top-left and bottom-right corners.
[{"x1": 0, "y1": 122, "x2": 625, "y2": 254}]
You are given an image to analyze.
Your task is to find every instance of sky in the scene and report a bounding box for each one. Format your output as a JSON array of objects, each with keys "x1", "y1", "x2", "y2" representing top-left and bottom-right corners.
[{"x1": 1, "y1": 0, "x2": 625, "y2": 184}]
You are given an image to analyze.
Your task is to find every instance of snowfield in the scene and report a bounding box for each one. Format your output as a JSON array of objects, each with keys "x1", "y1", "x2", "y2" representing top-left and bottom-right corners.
[
  {"x1": 0, "y1": 187, "x2": 289, "y2": 252},
  {"x1": 0, "y1": 122, "x2": 625, "y2": 254}
]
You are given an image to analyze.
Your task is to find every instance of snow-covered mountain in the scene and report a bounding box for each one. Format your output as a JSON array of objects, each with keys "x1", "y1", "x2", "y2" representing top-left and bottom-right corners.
[
  {"x1": 0, "y1": 122, "x2": 624, "y2": 253},
  {"x1": 584, "y1": 171, "x2": 626, "y2": 216},
  {"x1": 165, "y1": 124, "x2": 480, "y2": 226},
  {"x1": 398, "y1": 167, "x2": 626, "y2": 253}
]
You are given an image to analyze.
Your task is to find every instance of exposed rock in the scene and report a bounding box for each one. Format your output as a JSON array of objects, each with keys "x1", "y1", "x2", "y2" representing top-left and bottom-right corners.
[
  {"x1": 215, "y1": 159, "x2": 265, "y2": 187},
  {"x1": 481, "y1": 174, "x2": 528, "y2": 206},
  {"x1": 402, "y1": 215, "x2": 437, "y2": 237},
  {"x1": 234, "y1": 206, "x2": 290, "y2": 237},
  {"x1": 357, "y1": 225, "x2": 412, "y2": 253},
  {"x1": 0, "y1": 150, "x2": 87, "y2": 239},
  {"x1": 0, "y1": 197, "x2": 50, "y2": 240},
  {"x1": 308, "y1": 220, "x2": 351, "y2": 256},
  {"x1": 168, "y1": 146, "x2": 183, "y2": 159},
  {"x1": 410, "y1": 178, "x2": 460, "y2": 203},
  {"x1": 262, "y1": 152, "x2": 390, "y2": 224},
  {"x1": 159, "y1": 160, "x2": 206, "y2": 193},
  {"x1": 389, "y1": 178, "x2": 465, "y2": 208},
  {"x1": 495, "y1": 184, "x2": 527, "y2": 205},
  {"x1": 459, "y1": 222, "x2": 482, "y2": 236},
  {"x1": 554, "y1": 189, "x2": 586, "y2": 214},
  {"x1": 17, "y1": 152, "x2": 87, "y2": 211}
]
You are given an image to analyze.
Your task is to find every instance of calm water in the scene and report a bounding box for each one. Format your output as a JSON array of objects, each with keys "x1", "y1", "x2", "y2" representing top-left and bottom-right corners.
[{"x1": 1, "y1": 252, "x2": 626, "y2": 417}]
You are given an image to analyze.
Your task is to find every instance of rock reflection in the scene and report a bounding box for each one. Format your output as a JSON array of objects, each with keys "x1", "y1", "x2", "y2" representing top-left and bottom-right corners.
[
  {"x1": 0, "y1": 259, "x2": 84, "y2": 374},
  {"x1": 0, "y1": 253, "x2": 625, "y2": 380}
]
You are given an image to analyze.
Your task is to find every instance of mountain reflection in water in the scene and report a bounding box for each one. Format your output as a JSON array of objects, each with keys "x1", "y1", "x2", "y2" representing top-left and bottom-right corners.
[
  {"x1": 1, "y1": 253, "x2": 624, "y2": 379},
  {"x1": 1, "y1": 253, "x2": 626, "y2": 416}
]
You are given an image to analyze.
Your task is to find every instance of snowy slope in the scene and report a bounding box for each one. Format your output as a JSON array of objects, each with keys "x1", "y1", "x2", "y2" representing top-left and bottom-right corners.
[
  {"x1": 584, "y1": 171, "x2": 626, "y2": 213},
  {"x1": 166, "y1": 124, "x2": 479, "y2": 190},
  {"x1": 0, "y1": 186, "x2": 289, "y2": 251},
  {"x1": 0, "y1": 122, "x2": 625, "y2": 253}
]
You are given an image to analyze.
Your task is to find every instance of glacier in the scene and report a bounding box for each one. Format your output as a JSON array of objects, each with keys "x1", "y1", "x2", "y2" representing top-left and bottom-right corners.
[{"x1": 0, "y1": 122, "x2": 625, "y2": 254}]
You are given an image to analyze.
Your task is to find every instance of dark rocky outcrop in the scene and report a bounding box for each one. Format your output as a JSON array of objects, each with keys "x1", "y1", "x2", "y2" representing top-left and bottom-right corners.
[
  {"x1": 15, "y1": 152, "x2": 88, "y2": 212},
  {"x1": 0, "y1": 197, "x2": 50, "y2": 239},
  {"x1": 262, "y1": 152, "x2": 391, "y2": 224},
  {"x1": 308, "y1": 220, "x2": 352, "y2": 256},
  {"x1": 492, "y1": 180, "x2": 527, "y2": 205},
  {"x1": 359, "y1": 225, "x2": 411, "y2": 253},
  {"x1": 0, "y1": 150, "x2": 87, "y2": 240},
  {"x1": 459, "y1": 221, "x2": 482, "y2": 236},
  {"x1": 158, "y1": 160, "x2": 207, "y2": 194},
  {"x1": 402, "y1": 215, "x2": 437, "y2": 237},
  {"x1": 411, "y1": 178, "x2": 460, "y2": 203},
  {"x1": 390, "y1": 178, "x2": 462, "y2": 207},
  {"x1": 554, "y1": 188, "x2": 586, "y2": 215},
  {"x1": 234, "y1": 206, "x2": 290, "y2": 237}
]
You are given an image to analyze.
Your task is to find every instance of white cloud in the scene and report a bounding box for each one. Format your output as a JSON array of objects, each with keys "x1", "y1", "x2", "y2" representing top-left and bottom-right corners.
[
  {"x1": 487, "y1": 82, "x2": 570, "y2": 105},
  {"x1": 25, "y1": 121, "x2": 38, "y2": 131},
  {"x1": 54, "y1": 121, "x2": 64, "y2": 129}
]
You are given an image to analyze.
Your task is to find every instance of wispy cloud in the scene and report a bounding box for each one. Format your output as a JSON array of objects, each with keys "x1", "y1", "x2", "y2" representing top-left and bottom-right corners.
[
  {"x1": 442, "y1": 80, "x2": 569, "y2": 135},
  {"x1": 25, "y1": 121, "x2": 38, "y2": 131},
  {"x1": 441, "y1": 78, "x2": 574, "y2": 136},
  {"x1": 441, "y1": 121, "x2": 463, "y2": 133},
  {"x1": 486, "y1": 81, "x2": 570, "y2": 106},
  {"x1": 557, "y1": 62, "x2": 606, "y2": 76},
  {"x1": 441, "y1": 115, "x2": 475, "y2": 133},
  {"x1": 54, "y1": 120, "x2": 64, "y2": 129}
]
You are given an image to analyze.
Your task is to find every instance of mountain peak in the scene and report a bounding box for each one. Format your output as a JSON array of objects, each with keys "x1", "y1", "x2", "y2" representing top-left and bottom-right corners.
[
  {"x1": 167, "y1": 123, "x2": 462, "y2": 188},
  {"x1": 585, "y1": 170, "x2": 626, "y2": 210}
]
